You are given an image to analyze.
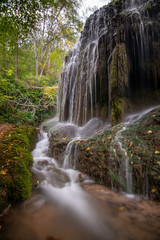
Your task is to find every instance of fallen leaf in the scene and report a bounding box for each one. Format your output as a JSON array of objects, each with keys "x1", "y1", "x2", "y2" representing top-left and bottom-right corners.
[
  {"x1": 99, "y1": 165, "x2": 103, "y2": 169},
  {"x1": 0, "y1": 170, "x2": 7, "y2": 175},
  {"x1": 119, "y1": 206, "x2": 125, "y2": 211},
  {"x1": 155, "y1": 150, "x2": 160, "y2": 154},
  {"x1": 151, "y1": 188, "x2": 156, "y2": 193},
  {"x1": 107, "y1": 136, "x2": 112, "y2": 140},
  {"x1": 147, "y1": 130, "x2": 152, "y2": 134},
  {"x1": 153, "y1": 145, "x2": 157, "y2": 150},
  {"x1": 129, "y1": 141, "x2": 133, "y2": 148}
]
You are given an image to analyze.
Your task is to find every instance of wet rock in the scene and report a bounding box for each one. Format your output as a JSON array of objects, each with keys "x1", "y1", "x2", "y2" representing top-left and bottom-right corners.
[
  {"x1": 58, "y1": 0, "x2": 160, "y2": 126},
  {"x1": 37, "y1": 160, "x2": 49, "y2": 166}
]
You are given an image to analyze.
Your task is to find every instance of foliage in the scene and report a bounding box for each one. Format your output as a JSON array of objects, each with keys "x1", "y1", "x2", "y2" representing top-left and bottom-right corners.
[
  {"x1": 0, "y1": 1, "x2": 83, "y2": 125},
  {"x1": 0, "y1": 125, "x2": 37, "y2": 214},
  {"x1": 0, "y1": 77, "x2": 57, "y2": 125},
  {"x1": 0, "y1": 0, "x2": 82, "y2": 79}
]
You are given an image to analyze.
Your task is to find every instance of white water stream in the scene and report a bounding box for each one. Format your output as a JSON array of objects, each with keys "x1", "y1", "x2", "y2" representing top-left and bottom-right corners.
[
  {"x1": 110, "y1": 105, "x2": 159, "y2": 194},
  {"x1": 30, "y1": 118, "x2": 112, "y2": 240},
  {"x1": 32, "y1": 105, "x2": 159, "y2": 220}
]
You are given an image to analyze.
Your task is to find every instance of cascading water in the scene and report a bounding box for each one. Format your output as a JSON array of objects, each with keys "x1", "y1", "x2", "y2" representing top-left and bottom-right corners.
[
  {"x1": 58, "y1": 0, "x2": 160, "y2": 126},
  {"x1": 109, "y1": 105, "x2": 159, "y2": 195},
  {"x1": 110, "y1": 124, "x2": 133, "y2": 194},
  {"x1": 30, "y1": 118, "x2": 114, "y2": 240}
]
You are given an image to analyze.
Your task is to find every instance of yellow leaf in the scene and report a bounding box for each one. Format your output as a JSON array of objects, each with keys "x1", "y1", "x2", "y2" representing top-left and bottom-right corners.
[
  {"x1": 147, "y1": 130, "x2": 152, "y2": 134},
  {"x1": 157, "y1": 161, "x2": 160, "y2": 165},
  {"x1": 151, "y1": 188, "x2": 156, "y2": 193},
  {"x1": 119, "y1": 206, "x2": 125, "y2": 211},
  {"x1": 86, "y1": 147, "x2": 90, "y2": 151},
  {"x1": 37, "y1": 180, "x2": 40, "y2": 184},
  {"x1": 0, "y1": 170, "x2": 7, "y2": 175},
  {"x1": 107, "y1": 136, "x2": 112, "y2": 140},
  {"x1": 152, "y1": 115, "x2": 155, "y2": 117},
  {"x1": 155, "y1": 151, "x2": 160, "y2": 154},
  {"x1": 130, "y1": 161, "x2": 134, "y2": 165}
]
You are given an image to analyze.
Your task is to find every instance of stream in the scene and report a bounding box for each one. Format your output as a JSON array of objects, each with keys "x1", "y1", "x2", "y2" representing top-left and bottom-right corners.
[{"x1": 1, "y1": 107, "x2": 160, "y2": 240}]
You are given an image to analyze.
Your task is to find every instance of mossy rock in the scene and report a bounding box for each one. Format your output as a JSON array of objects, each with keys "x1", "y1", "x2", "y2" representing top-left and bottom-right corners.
[
  {"x1": 76, "y1": 107, "x2": 160, "y2": 200},
  {"x1": 0, "y1": 125, "x2": 37, "y2": 214},
  {"x1": 111, "y1": 98, "x2": 124, "y2": 126}
]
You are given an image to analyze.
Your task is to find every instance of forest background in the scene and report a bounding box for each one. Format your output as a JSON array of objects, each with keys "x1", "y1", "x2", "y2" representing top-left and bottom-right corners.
[{"x1": 0, "y1": 0, "x2": 89, "y2": 125}]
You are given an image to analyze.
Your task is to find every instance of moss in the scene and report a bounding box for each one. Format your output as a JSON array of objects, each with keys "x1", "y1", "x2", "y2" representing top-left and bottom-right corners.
[
  {"x1": 76, "y1": 134, "x2": 112, "y2": 185},
  {"x1": 111, "y1": 0, "x2": 122, "y2": 5},
  {"x1": 110, "y1": 43, "x2": 128, "y2": 97},
  {"x1": 76, "y1": 107, "x2": 160, "y2": 200},
  {"x1": 100, "y1": 105, "x2": 108, "y2": 118},
  {"x1": 0, "y1": 125, "x2": 37, "y2": 214},
  {"x1": 109, "y1": 43, "x2": 129, "y2": 126},
  {"x1": 121, "y1": 108, "x2": 160, "y2": 199},
  {"x1": 111, "y1": 98, "x2": 123, "y2": 126},
  {"x1": 145, "y1": 2, "x2": 152, "y2": 10}
]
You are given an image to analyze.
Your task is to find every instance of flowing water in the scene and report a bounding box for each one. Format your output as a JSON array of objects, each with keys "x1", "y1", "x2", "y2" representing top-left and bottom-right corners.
[
  {"x1": 1, "y1": 107, "x2": 160, "y2": 240},
  {"x1": 109, "y1": 105, "x2": 160, "y2": 195}
]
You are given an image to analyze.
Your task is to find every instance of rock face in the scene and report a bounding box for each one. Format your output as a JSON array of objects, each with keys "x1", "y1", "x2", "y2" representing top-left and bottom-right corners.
[{"x1": 58, "y1": 0, "x2": 160, "y2": 126}]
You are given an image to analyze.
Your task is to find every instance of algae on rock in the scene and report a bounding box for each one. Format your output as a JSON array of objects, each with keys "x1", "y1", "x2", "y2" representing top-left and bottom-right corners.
[{"x1": 109, "y1": 43, "x2": 129, "y2": 125}]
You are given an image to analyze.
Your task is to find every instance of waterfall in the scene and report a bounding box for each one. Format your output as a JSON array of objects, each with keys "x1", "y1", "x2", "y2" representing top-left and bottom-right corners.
[
  {"x1": 58, "y1": 0, "x2": 160, "y2": 126},
  {"x1": 58, "y1": 6, "x2": 110, "y2": 125}
]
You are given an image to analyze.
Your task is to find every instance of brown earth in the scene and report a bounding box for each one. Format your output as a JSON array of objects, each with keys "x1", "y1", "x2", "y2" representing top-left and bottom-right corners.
[
  {"x1": 83, "y1": 183, "x2": 160, "y2": 240},
  {"x1": 1, "y1": 183, "x2": 160, "y2": 240}
]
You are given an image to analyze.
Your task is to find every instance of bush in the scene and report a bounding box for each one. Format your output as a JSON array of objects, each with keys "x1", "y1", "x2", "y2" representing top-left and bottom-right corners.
[{"x1": 0, "y1": 77, "x2": 57, "y2": 125}]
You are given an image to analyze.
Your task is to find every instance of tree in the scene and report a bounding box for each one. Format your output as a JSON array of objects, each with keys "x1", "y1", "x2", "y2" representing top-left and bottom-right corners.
[{"x1": 0, "y1": 0, "x2": 82, "y2": 79}]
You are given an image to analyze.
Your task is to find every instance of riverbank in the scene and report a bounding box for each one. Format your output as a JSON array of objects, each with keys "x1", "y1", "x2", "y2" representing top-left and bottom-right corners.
[{"x1": 1, "y1": 182, "x2": 160, "y2": 240}]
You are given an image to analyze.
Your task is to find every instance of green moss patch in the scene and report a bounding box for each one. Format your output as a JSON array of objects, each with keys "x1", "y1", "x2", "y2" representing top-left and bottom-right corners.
[
  {"x1": 121, "y1": 108, "x2": 160, "y2": 199},
  {"x1": 76, "y1": 107, "x2": 160, "y2": 200},
  {"x1": 76, "y1": 132, "x2": 113, "y2": 185},
  {"x1": 0, "y1": 125, "x2": 37, "y2": 214}
]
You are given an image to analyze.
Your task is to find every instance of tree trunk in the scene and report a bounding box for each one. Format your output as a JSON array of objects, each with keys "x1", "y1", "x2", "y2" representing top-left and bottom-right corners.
[
  {"x1": 39, "y1": 10, "x2": 46, "y2": 75},
  {"x1": 33, "y1": 38, "x2": 39, "y2": 76},
  {"x1": 15, "y1": 48, "x2": 19, "y2": 78}
]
